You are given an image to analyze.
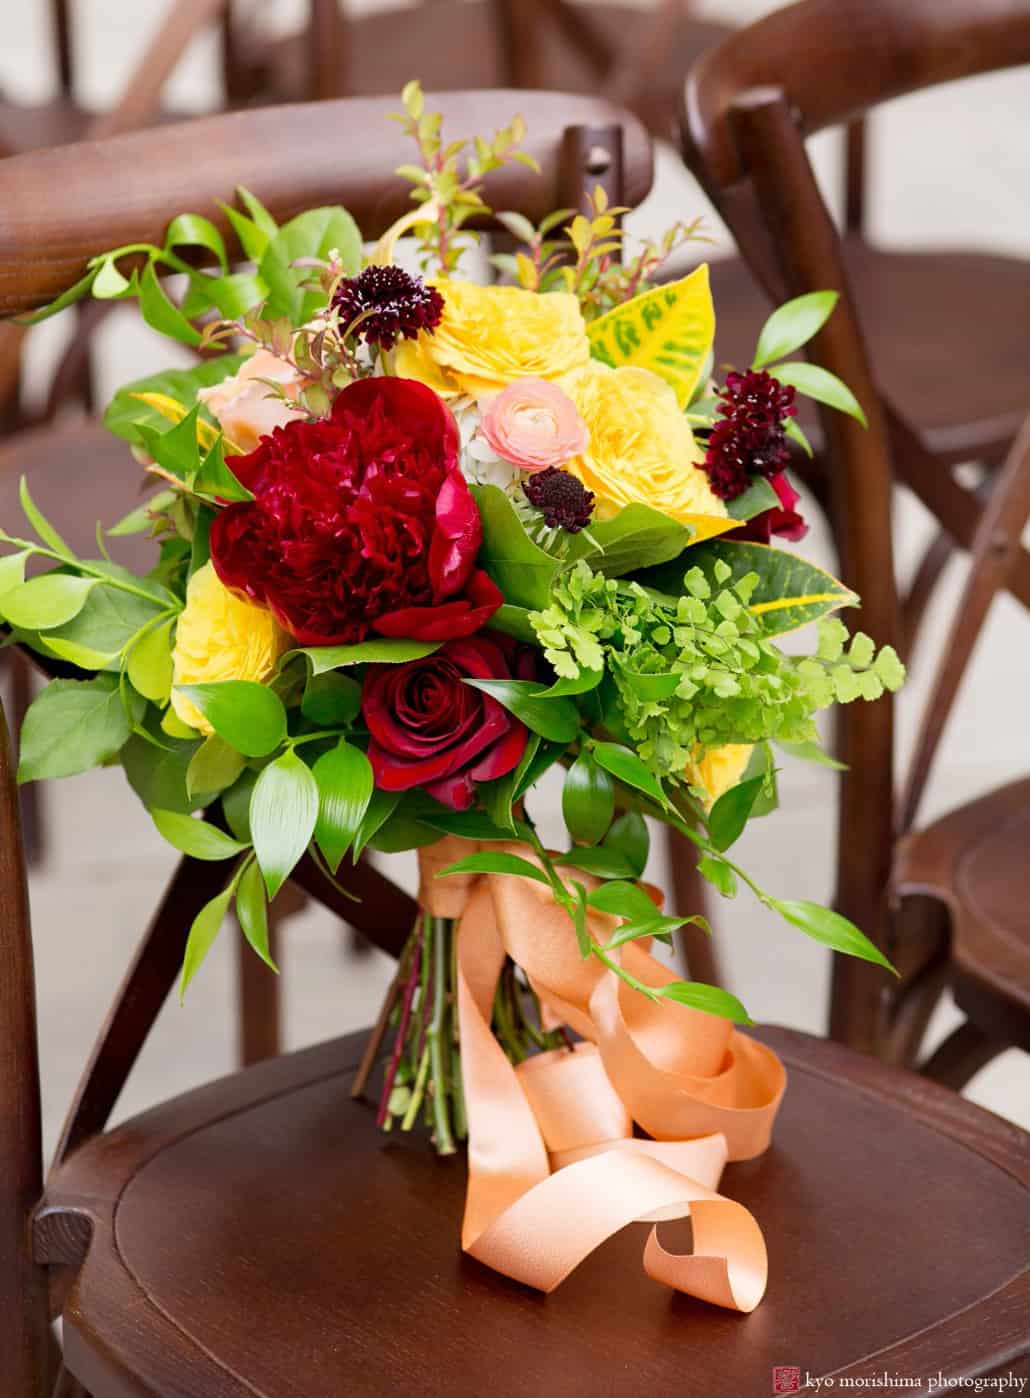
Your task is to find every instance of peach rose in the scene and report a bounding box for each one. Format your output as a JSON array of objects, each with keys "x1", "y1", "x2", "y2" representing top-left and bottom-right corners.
[
  {"x1": 198, "y1": 350, "x2": 307, "y2": 453},
  {"x1": 479, "y1": 378, "x2": 589, "y2": 473}
]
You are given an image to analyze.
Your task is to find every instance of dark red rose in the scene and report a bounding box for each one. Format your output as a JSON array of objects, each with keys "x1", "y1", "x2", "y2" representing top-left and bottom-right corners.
[
  {"x1": 362, "y1": 633, "x2": 530, "y2": 810},
  {"x1": 735, "y1": 472, "x2": 808, "y2": 543},
  {"x1": 209, "y1": 376, "x2": 500, "y2": 645}
]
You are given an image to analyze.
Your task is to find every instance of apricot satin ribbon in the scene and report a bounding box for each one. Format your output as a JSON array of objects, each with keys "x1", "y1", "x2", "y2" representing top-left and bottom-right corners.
[{"x1": 418, "y1": 838, "x2": 787, "y2": 1312}]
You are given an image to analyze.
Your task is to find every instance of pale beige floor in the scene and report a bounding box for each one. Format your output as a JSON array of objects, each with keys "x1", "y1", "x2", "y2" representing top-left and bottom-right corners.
[{"x1": 1, "y1": 3, "x2": 1027, "y2": 1157}]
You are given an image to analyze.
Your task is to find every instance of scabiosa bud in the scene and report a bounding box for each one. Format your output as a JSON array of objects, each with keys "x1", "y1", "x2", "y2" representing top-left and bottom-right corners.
[
  {"x1": 331, "y1": 265, "x2": 444, "y2": 352},
  {"x1": 523, "y1": 467, "x2": 595, "y2": 533},
  {"x1": 703, "y1": 369, "x2": 797, "y2": 500}
]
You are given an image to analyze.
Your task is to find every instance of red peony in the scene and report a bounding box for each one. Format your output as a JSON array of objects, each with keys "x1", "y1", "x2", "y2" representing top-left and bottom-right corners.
[
  {"x1": 209, "y1": 376, "x2": 500, "y2": 645},
  {"x1": 362, "y1": 634, "x2": 531, "y2": 810}
]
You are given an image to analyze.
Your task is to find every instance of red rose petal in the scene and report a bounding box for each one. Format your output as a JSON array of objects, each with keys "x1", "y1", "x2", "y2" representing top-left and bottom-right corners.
[
  {"x1": 423, "y1": 769, "x2": 477, "y2": 810},
  {"x1": 360, "y1": 633, "x2": 531, "y2": 810}
]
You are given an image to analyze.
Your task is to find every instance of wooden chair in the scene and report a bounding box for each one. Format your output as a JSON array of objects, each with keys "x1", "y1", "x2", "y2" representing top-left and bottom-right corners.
[
  {"x1": 680, "y1": 0, "x2": 1030, "y2": 1057},
  {"x1": 2, "y1": 93, "x2": 1029, "y2": 1398},
  {"x1": 222, "y1": 0, "x2": 732, "y2": 140},
  {"x1": 0, "y1": 0, "x2": 234, "y2": 875},
  {"x1": 889, "y1": 412, "x2": 1030, "y2": 1086}
]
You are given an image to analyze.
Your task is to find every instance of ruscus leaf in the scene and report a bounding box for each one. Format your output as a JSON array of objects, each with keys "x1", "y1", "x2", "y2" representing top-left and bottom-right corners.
[
  {"x1": 151, "y1": 808, "x2": 249, "y2": 860},
  {"x1": 752, "y1": 291, "x2": 838, "y2": 369},
  {"x1": 250, "y1": 748, "x2": 319, "y2": 897}
]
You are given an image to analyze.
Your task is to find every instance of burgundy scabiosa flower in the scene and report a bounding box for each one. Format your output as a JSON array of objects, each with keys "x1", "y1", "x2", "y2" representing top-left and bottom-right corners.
[
  {"x1": 331, "y1": 265, "x2": 444, "y2": 351},
  {"x1": 362, "y1": 633, "x2": 531, "y2": 810},
  {"x1": 703, "y1": 369, "x2": 797, "y2": 501},
  {"x1": 209, "y1": 376, "x2": 501, "y2": 646},
  {"x1": 522, "y1": 466, "x2": 595, "y2": 533}
]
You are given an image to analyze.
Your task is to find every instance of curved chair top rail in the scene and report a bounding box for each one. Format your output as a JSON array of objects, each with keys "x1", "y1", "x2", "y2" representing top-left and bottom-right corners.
[
  {"x1": 684, "y1": 0, "x2": 1030, "y2": 190},
  {"x1": 0, "y1": 89, "x2": 653, "y2": 318}
]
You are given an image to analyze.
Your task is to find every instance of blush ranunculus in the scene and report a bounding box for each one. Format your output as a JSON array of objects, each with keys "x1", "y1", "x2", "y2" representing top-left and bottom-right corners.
[
  {"x1": 479, "y1": 377, "x2": 589, "y2": 473},
  {"x1": 208, "y1": 377, "x2": 500, "y2": 646},
  {"x1": 362, "y1": 634, "x2": 531, "y2": 810}
]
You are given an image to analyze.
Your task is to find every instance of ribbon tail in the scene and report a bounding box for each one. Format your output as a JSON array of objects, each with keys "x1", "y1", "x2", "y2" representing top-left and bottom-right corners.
[{"x1": 467, "y1": 1148, "x2": 768, "y2": 1310}]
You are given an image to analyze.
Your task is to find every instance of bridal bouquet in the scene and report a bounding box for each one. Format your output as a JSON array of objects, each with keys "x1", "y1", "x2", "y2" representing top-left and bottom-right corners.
[{"x1": 4, "y1": 88, "x2": 902, "y2": 1247}]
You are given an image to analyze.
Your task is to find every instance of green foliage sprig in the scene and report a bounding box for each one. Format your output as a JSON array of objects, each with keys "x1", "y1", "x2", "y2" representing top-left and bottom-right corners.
[
  {"x1": 393, "y1": 80, "x2": 539, "y2": 276},
  {"x1": 529, "y1": 559, "x2": 904, "y2": 781},
  {"x1": 492, "y1": 186, "x2": 712, "y2": 321}
]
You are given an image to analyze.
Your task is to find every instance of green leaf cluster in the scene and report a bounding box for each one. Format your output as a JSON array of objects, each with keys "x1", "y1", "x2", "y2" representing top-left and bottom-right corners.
[
  {"x1": 528, "y1": 558, "x2": 904, "y2": 782},
  {"x1": 750, "y1": 290, "x2": 867, "y2": 427}
]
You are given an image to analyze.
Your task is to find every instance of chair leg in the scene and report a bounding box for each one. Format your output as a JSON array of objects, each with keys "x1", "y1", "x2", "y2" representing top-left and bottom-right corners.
[
  {"x1": 236, "y1": 882, "x2": 307, "y2": 1067},
  {"x1": 881, "y1": 957, "x2": 950, "y2": 1067},
  {"x1": 51, "y1": 1369, "x2": 86, "y2": 1398},
  {"x1": 920, "y1": 1020, "x2": 1010, "y2": 1092},
  {"x1": 51, "y1": 1364, "x2": 92, "y2": 1398},
  {"x1": 7, "y1": 649, "x2": 45, "y2": 865},
  {"x1": 666, "y1": 828, "x2": 721, "y2": 985}
]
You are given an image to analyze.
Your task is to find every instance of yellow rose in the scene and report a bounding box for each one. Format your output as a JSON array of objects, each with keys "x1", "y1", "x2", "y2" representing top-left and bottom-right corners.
[
  {"x1": 684, "y1": 744, "x2": 754, "y2": 806},
  {"x1": 170, "y1": 563, "x2": 289, "y2": 734},
  {"x1": 396, "y1": 282, "x2": 590, "y2": 397},
  {"x1": 560, "y1": 361, "x2": 729, "y2": 530}
]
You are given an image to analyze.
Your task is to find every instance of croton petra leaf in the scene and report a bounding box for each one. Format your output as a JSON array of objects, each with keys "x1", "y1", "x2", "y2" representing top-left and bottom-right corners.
[
  {"x1": 645, "y1": 539, "x2": 857, "y2": 637},
  {"x1": 586, "y1": 264, "x2": 715, "y2": 407}
]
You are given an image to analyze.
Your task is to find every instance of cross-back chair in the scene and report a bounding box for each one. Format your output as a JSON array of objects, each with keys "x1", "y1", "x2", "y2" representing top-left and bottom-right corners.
[
  {"x1": 1, "y1": 90, "x2": 1029, "y2": 1398},
  {"x1": 222, "y1": 0, "x2": 732, "y2": 141},
  {"x1": 0, "y1": 0, "x2": 237, "y2": 876},
  {"x1": 680, "y1": 0, "x2": 1030, "y2": 1057}
]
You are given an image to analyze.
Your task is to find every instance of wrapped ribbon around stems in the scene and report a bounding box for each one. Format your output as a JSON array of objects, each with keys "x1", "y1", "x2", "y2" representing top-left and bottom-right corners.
[{"x1": 416, "y1": 837, "x2": 787, "y2": 1313}]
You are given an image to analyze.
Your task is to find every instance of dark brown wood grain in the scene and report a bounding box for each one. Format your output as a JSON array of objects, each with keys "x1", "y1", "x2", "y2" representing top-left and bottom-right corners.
[
  {"x1": 0, "y1": 92, "x2": 653, "y2": 319},
  {"x1": 679, "y1": 0, "x2": 1030, "y2": 1061},
  {"x1": 0, "y1": 707, "x2": 49, "y2": 1397},
  {"x1": 34, "y1": 1024, "x2": 1029, "y2": 1398}
]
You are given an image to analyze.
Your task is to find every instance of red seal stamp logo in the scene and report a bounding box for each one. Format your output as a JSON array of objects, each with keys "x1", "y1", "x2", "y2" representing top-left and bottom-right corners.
[{"x1": 772, "y1": 1367, "x2": 802, "y2": 1394}]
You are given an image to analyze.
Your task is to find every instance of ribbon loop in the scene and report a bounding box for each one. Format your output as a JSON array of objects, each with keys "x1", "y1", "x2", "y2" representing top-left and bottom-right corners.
[{"x1": 423, "y1": 840, "x2": 786, "y2": 1312}]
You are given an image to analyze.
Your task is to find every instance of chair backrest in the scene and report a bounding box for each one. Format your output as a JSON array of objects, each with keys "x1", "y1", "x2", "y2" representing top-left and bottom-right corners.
[
  {"x1": 0, "y1": 90, "x2": 651, "y2": 317},
  {"x1": 0, "y1": 90, "x2": 651, "y2": 1393},
  {"x1": 1, "y1": 0, "x2": 233, "y2": 428},
  {"x1": 680, "y1": 0, "x2": 1030, "y2": 1047}
]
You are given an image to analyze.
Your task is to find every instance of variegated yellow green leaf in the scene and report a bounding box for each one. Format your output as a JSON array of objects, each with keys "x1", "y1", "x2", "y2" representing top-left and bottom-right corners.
[
  {"x1": 681, "y1": 513, "x2": 741, "y2": 547},
  {"x1": 130, "y1": 392, "x2": 243, "y2": 456},
  {"x1": 644, "y1": 538, "x2": 857, "y2": 636},
  {"x1": 587, "y1": 263, "x2": 715, "y2": 407}
]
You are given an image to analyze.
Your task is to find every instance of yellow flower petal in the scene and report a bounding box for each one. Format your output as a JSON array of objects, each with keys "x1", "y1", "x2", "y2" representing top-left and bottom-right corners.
[
  {"x1": 560, "y1": 360, "x2": 732, "y2": 533},
  {"x1": 408, "y1": 281, "x2": 590, "y2": 396},
  {"x1": 170, "y1": 563, "x2": 289, "y2": 734},
  {"x1": 685, "y1": 744, "x2": 754, "y2": 807}
]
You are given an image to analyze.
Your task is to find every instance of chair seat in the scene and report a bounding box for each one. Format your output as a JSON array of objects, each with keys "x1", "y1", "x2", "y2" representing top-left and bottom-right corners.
[
  {"x1": 40, "y1": 1025, "x2": 1029, "y2": 1396},
  {"x1": 896, "y1": 778, "x2": 1030, "y2": 1048},
  {"x1": 0, "y1": 418, "x2": 159, "y2": 575},
  {"x1": 254, "y1": 3, "x2": 731, "y2": 138},
  {"x1": 709, "y1": 241, "x2": 1030, "y2": 466}
]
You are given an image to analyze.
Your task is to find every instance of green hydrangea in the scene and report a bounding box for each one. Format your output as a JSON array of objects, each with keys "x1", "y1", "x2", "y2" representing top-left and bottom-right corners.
[{"x1": 529, "y1": 561, "x2": 905, "y2": 781}]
